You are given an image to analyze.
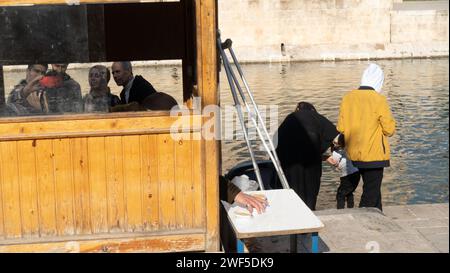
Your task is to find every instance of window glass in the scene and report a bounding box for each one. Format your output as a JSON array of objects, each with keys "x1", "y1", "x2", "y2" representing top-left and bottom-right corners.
[
  {"x1": 1, "y1": 61, "x2": 182, "y2": 117},
  {"x1": 0, "y1": 1, "x2": 194, "y2": 118}
]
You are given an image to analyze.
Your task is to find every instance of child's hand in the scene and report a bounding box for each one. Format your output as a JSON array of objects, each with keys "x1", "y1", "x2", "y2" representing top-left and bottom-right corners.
[{"x1": 327, "y1": 156, "x2": 338, "y2": 166}]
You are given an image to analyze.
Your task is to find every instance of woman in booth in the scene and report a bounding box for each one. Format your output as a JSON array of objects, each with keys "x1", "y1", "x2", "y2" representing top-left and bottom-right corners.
[{"x1": 83, "y1": 65, "x2": 121, "y2": 113}]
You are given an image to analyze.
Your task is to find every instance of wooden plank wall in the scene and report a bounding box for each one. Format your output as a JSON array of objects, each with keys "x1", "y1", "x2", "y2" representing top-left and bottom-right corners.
[
  {"x1": 0, "y1": 132, "x2": 204, "y2": 240},
  {"x1": 196, "y1": 0, "x2": 219, "y2": 251},
  {"x1": 0, "y1": 233, "x2": 205, "y2": 253}
]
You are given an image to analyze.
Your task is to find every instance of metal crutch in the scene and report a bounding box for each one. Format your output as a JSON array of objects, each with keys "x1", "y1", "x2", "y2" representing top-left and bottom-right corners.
[
  {"x1": 217, "y1": 37, "x2": 265, "y2": 190},
  {"x1": 221, "y1": 38, "x2": 290, "y2": 189},
  {"x1": 221, "y1": 45, "x2": 288, "y2": 189}
]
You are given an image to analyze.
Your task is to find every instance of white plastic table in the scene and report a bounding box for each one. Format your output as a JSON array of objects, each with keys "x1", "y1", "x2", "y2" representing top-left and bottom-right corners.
[{"x1": 221, "y1": 189, "x2": 324, "y2": 253}]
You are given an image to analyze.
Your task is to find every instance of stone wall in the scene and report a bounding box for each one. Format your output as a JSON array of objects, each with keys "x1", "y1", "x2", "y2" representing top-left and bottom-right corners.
[
  {"x1": 389, "y1": 1, "x2": 449, "y2": 58},
  {"x1": 218, "y1": 0, "x2": 449, "y2": 62}
]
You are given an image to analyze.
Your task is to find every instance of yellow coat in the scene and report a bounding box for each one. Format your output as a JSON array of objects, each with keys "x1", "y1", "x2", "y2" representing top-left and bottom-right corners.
[{"x1": 337, "y1": 89, "x2": 396, "y2": 168}]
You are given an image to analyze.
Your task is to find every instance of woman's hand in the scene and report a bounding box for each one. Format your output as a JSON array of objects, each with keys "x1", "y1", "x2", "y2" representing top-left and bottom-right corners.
[{"x1": 234, "y1": 192, "x2": 269, "y2": 214}]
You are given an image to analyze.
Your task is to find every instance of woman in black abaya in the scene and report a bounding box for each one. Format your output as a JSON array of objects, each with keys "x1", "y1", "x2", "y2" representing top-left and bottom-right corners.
[{"x1": 275, "y1": 102, "x2": 338, "y2": 210}]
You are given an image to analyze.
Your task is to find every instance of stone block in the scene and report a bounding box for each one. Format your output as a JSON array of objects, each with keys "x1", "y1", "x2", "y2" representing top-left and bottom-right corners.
[
  {"x1": 353, "y1": 212, "x2": 405, "y2": 233},
  {"x1": 383, "y1": 205, "x2": 418, "y2": 220},
  {"x1": 418, "y1": 233, "x2": 449, "y2": 253},
  {"x1": 407, "y1": 204, "x2": 449, "y2": 219}
]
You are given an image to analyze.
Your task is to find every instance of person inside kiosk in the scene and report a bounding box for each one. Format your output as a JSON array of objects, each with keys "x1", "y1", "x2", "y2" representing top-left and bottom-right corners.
[
  {"x1": 42, "y1": 63, "x2": 83, "y2": 114},
  {"x1": 6, "y1": 64, "x2": 48, "y2": 115}
]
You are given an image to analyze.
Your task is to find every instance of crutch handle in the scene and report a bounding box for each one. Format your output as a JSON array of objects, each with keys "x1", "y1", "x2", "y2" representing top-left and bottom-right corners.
[{"x1": 221, "y1": 39, "x2": 233, "y2": 50}]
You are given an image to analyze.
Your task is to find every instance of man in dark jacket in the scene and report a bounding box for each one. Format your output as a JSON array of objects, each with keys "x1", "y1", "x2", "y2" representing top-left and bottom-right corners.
[
  {"x1": 275, "y1": 102, "x2": 338, "y2": 210},
  {"x1": 111, "y1": 61, "x2": 157, "y2": 105}
]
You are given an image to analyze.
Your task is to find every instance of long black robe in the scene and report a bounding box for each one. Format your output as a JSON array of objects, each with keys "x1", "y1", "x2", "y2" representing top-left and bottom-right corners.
[{"x1": 275, "y1": 110, "x2": 338, "y2": 210}]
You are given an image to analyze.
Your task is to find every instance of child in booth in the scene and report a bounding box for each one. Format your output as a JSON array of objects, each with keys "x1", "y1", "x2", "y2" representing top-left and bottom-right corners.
[{"x1": 326, "y1": 134, "x2": 360, "y2": 209}]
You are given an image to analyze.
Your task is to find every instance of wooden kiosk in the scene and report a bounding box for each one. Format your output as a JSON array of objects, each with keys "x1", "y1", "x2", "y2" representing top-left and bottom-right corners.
[{"x1": 0, "y1": 0, "x2": 220, "y2": 252}]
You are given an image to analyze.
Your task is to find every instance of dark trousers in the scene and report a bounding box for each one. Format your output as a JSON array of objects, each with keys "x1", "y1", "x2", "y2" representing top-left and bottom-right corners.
[
  {"x1": 358, "y1": 168, "x2": 384, "y2": 211},
  {"x1": 336, "y1": 171, "x2": 360, "y2": 209},
  {"x1": 219, "y1": 176, "x2": 237, "y2": 252}
]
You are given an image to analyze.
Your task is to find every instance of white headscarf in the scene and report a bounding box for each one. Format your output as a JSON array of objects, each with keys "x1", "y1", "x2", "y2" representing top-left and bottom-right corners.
[{"x1": 360, "y1": 63, "x2": 384, "y2": 93}]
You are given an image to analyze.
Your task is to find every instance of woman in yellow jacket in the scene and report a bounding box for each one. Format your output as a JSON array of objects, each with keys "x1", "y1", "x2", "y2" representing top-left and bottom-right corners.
[{"x1": 337, "y1": 63, "x2": 396, "y2": 210}]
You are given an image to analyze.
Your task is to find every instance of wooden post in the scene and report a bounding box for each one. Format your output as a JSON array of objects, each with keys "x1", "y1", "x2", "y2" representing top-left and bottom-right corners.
[
  {"x1": 196, "y1": 0, "x2": 219, "y2": 251},
  {"x1": 0, "y1": 65, "x2": 4, "y2": 105}
]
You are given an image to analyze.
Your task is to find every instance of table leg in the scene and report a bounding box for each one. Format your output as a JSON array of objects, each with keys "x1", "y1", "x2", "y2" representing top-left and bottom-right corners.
[
  {"x1": 311, "y1": 232, "x2": 319, "y2": 253},
  {"x1": 237, "y1": 239, "x2": 245, "y2": 253},
  {"x1": 290, "y1": 234, "x2": 297, "y2": 253}
]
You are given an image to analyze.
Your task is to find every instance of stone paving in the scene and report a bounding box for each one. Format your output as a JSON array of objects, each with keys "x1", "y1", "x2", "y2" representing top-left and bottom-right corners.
[{"x1": 245, "y1": 203, "x2": 449, "y2": 253}]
